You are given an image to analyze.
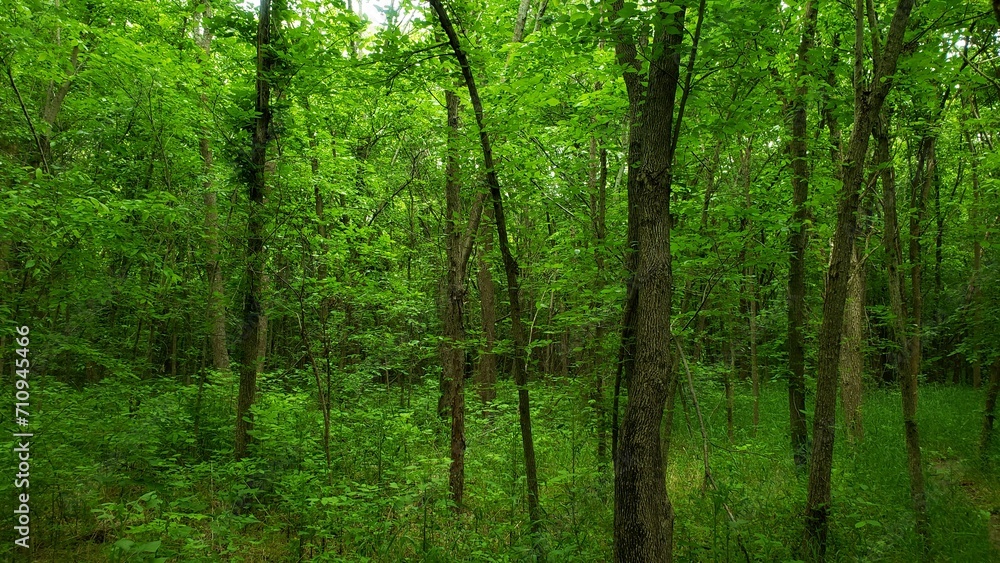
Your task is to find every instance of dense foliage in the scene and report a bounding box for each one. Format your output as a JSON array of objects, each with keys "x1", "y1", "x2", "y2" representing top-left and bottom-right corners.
[{"x1": 1, "y1": 0, "x2": 998, "y2": 560}]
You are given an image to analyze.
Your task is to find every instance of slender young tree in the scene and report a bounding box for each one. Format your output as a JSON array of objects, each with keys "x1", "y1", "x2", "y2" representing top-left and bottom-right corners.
[
  {"x1": 197, "y1": 1, "x2": 230, "y2": 372},
  {"x1": 904, "y1": 131, "x2": 934, "y2": 546},
  {"x1": 440, "y1": 88, "x2": 486, "y2": 507},
  {"x1": 475, "y1": 208, "x2": 498, "y2": 404},
  {"x1": 964, "y1": 117, "x2": 983, "y2": 389},
  {"x1": 785, "y1": 0, "x2": 819, "y2": 468},
  {"x1": 588, "y1": 127, "x2": 610, "y2": 462}
]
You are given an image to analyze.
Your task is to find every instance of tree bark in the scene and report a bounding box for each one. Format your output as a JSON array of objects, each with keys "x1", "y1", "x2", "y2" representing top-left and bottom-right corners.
[
  {"x1": 512, "y1": 0, "x2": 532, "y2": 43},
  {"x1": 839, "y1": 244, "x2": 865, "y2": 443},
  {"x1": 440, "y1": 89, "x2": 486, "y2": 507},
  {"x1": 739, "y1": 136, "x2": 760, "y2": 432},
  {"x1": 963, "y1": 117, "x2": 983, "y2": 389},
  {"x1": 439, "y1": 89, "x2": 463, "y2": 419},
  {"x1": 902, "y1": 130, "x2": 933, "y2": 547},
  {"x1": 608, "y1": 0, "x2": 697, "y2": 558},
  {"x1": 726, "y1": 338, "x2": 735, "y2": 443},
  {"x1": 443, "y1": 101, "x2": 468, "y2": 504},
  {"x1": 235, "y1": 0, "x2": 274, "y2": 461},
  {"x1": 475, "y1": 207, "x2": 498, "y2": 404},
  {"x1": 801, "y1": 0, "x2": 915, "y2": 557}
]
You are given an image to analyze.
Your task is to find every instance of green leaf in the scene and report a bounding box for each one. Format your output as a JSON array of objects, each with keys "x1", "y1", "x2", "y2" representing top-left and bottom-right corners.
[
  {"x1": 136, "y1": 540, "x2": 162, "y2": 552},
  {"x1": 113, "y1": 539, "x2": 135, "y2": 550}
]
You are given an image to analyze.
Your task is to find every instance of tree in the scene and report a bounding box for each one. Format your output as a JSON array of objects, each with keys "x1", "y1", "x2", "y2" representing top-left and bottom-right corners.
[
  {"x1": 429, "y1": 0, "x2": 542, "y2": 538},
  {"x1": 982, "y1": 360, "x2": 1000, "y2": 462},
  {"x1": 785, "y1": 0, "x2": 819, "y2": 469},
  {"x1": 839, "y1": 240, "x2": 866, "y2": 443},
  {"x1": 197, "y1": 1, "x2": 231, "y2": 373},
  {"x1": 235, "y1": 0, "x2": 275, "y2": 461},
  {"x1": 475, "y1": 209, "x2": 498, "y2": 404},
  {"x1": 439, "y1": 87, "x2": 485, "y2": 507},
  {"x1": 608, "y1": 0, "x2": 706, "y2": 558},
  {"x1": 801, "y1": 0, "x2": 916, "y2": 557}
]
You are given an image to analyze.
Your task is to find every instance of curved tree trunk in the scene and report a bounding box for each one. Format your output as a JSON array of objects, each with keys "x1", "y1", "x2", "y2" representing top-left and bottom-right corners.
[
  {"x1": 430, "y1": 0, "x2": 542, "y2": 538},
  {"x1": 801, "y1": 0, "x2": 915, "y2": 557}
]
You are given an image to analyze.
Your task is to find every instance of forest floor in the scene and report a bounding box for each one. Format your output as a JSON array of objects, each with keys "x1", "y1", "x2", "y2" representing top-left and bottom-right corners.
[{"x1": 3, "y1": 369, "x2": 999, "y2": 562}]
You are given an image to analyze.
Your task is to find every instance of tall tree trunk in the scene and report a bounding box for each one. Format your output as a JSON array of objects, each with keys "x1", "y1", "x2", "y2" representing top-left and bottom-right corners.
[
  {"x1": 303, "y1": 96, "x2": 334, "y2": 483},
  {"x1": 589, "y1": 131, "x2": 609, "y2": 463},
  {"x1": 739, "y1": 136, "x2": 760, "y2": 431},
  {"x1": 801, "y1": 0, "x2": 915, "y2": 558},
  {"x1": 439, "y1": 90, "x2": 463, "y2": 419},
  {"x1": 725, "y1": 337, "x2": 735, "y2": 443},
  {"x1": 430, "y1": 0, "x2": 542, "y2": 537},
  {"x1": 473, "y1": 0, "x2": 529, "y2": 407},
  {"x1": 440, "y1": 89, "x2": 486, "y2": 507},
  {"x1": 475, "y1": 207, "x2": 498, "y2": 404},
  {"x1": 511, "y1": 0, "x2": 532, "y2": 43},
  {"x1": 827, "y1": 37, "x2": 862, "y2": 444},
  {"x1": 902, "y1": 131, "x2": 933, "y2": 547},
  {"x1": 235, "y1": 0, "x2": 274, "y2": 461},
  {"x1": 965, "y1": 124, "x2": 983, "y2": 389},
  {"x1": 197, "y1": 3, "x2": 230, "y2": 372},
  {"x1": 786, "y1": 0, "x2": 819, "y2": 468},
  {"x1": 692, "y1": 141, "x2": 722, "y2": 364},
  {"x1": 609, "y1": 0, "x2": 700, "y2": 558},
  {"x1": 442, "y1": 87, "x2": 467, "y2": 505},
  {"x1": 750, "y1": 295, "x2": 759, "y2": 431},
  {"x1": 840, "y1": 244, "x2": 865, "y2": 443}
]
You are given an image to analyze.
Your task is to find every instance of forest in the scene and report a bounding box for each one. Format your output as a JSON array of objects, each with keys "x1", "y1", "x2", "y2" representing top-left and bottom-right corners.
[{"x1": 1, "y1": 0, "x2": 1000, "y2": 560}]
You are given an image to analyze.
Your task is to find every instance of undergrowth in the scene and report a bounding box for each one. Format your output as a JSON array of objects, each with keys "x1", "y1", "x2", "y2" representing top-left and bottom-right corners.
[{"x1": 0, "y1": 367, "x2": 997, "y2": 562}]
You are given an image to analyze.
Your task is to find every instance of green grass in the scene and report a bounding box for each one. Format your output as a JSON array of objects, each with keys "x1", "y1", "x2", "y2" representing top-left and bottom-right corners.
[
  {"x1": 1, "y1": 369, "x2": 997, "y2": 561},
  {"x1": 665, "y1": 380, "x2": 1000, "y2": 562}
]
